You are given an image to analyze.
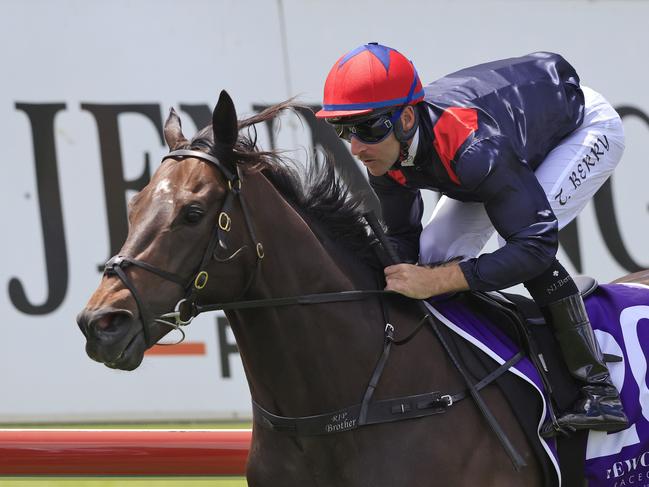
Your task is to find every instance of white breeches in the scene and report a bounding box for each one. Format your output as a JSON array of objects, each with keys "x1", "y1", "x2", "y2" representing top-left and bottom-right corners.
[{"x1": 419, "y1": 86, "x2": 626, "y2": 265}]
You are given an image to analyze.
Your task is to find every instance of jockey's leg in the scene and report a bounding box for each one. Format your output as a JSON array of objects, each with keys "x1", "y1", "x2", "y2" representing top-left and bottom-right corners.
[
  {"x1": 524, "y1": 261, "x2": 628, "y2": 436},
  {"x1": 529, "y1": 86, "x2": 627, "y2": 436},
  {"x1": 533, "y1": 86, "x2": 625, "y2": 228},
  {"x1": 419, "y1": 196, "x2": 494, "y2": 265},
  {"x1": 420, "y1": 85, "x2": 624, "y2": 268}
]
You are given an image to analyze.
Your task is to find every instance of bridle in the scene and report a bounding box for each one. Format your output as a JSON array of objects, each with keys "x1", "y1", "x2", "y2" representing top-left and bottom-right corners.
[
  {"x1": 100, "y1": 149, "x2": 265, "y2": 348},
  {"x1": 94, "y1": 148, "x2": 387, "y2": 347}
]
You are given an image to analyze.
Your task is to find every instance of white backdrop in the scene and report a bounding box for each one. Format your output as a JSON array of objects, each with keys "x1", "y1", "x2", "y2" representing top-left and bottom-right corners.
[{"x1": 1, "y1": 0, "x2": 647, "y2": 422}]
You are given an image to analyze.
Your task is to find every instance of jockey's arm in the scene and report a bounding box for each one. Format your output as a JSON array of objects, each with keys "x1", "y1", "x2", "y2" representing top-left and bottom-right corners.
[
  {"x1": 369, "y1": 171, "x2": 423, "y2": 263},
  {"x1": 386, "y1": 136, "x2": 559, "y2": 298}
]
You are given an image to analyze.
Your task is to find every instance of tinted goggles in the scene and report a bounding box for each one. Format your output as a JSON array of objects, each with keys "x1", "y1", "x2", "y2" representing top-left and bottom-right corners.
[{"x1": 332, "y1": 110, "x2": 400, "y2": 144}]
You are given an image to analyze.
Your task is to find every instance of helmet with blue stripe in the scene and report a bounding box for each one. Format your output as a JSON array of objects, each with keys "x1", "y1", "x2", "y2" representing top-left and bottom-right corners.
[{"x1": 315, "y1": 43, "x2": 424, "y2": 120}]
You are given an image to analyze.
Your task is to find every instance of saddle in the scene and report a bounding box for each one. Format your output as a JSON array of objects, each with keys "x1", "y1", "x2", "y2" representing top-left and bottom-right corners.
[
  {"x1": 454, "y1": 276, "x2": 602, "y2": 487},
  {"x1": 471, "y1": 275, "x2": 601, "y2": 411}
]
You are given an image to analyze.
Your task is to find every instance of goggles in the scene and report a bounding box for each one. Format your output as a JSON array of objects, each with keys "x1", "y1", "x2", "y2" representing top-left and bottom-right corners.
[{"x1": 331, "y1": 109, "x2": 403, "y2": 144}]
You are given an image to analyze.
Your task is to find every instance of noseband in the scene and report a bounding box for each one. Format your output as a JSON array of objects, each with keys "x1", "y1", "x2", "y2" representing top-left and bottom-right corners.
[{"x1": 101, "y1": 149, "x2": 264, "y2": 348}]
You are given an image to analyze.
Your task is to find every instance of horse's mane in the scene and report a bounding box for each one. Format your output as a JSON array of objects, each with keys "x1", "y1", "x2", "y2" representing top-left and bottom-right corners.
[{"x1": 184, "y1": 101, "x2": 376, "y2": 261}]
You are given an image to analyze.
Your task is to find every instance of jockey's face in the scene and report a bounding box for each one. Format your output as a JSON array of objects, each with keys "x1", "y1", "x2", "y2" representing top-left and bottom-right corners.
[
  {"x1": 342, "y1": 106, "x2": 415, "y2": 177},
  {"x1": 350, "y1": 130, "x2": 401, "y2": 177}
]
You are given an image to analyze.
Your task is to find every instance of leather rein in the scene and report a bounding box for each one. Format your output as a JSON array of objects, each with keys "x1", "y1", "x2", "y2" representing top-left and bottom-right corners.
[{"x1": 101, "y1": 148, "x2": 526, "y2": 470}]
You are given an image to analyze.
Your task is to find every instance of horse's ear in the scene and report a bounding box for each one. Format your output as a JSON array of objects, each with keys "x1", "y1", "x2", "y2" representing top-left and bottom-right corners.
[
  {"x1": 212, "y1": 90, "x2": 238, "y2": 150},
  {"x1": 164, "y1": 107, "x2": 188, "y2": 150}
]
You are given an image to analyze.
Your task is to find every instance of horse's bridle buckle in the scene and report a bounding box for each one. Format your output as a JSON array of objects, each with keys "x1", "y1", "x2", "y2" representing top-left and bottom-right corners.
[
  {"x1": 104, "y1": 255, "x2": 129, "y2": 272},
  {"x1": 219, "y1": 212, "x2": 232, "y2": 232},
  {"x1": 384, "y1": 323, "x2": 394, "y2": 341},
  {"x1": 228, "y1": 179, "x2": 242, "y2": 192}
]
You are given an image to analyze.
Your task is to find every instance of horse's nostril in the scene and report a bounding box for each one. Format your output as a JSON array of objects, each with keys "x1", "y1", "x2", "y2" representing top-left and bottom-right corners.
[
  {"x1": 81, "y1": 309, "x2": 133, "y2": 339},
  {"x1": 95, "y1": 315, "x2": 114, "y2": 331},
  {"x1": 90, "y1": 313, "x2": 124, "y2": 335}
]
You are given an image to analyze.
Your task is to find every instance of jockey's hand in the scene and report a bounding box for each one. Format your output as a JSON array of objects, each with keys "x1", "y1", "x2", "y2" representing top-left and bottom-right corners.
[
  {"x1": 384, "y1": 263, "x2": 470, "y2": 299},
  {"x1": 384, "y1": 264, "x2": 436, "y2": 299}
]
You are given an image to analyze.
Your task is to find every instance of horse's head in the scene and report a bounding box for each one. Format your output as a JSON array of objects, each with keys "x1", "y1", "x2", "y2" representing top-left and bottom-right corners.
[{"x1": 77, "y1": 91, "x2": 259, "y2": 370}]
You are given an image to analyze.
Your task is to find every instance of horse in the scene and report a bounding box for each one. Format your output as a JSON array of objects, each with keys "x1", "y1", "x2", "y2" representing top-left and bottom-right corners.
[{"x1": 77, "y1": 91, "x2": 649, "y2": 487}]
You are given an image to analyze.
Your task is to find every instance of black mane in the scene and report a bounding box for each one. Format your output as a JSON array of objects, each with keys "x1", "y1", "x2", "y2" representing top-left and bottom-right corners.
[{"x1": 184, "y1": 102, "x2": 376, "y2": 261}]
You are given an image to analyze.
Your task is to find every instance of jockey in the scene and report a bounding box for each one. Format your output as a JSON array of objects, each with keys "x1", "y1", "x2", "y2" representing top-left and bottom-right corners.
[{"x1": 315, "y1": 42, "x2": 628, "y2": 436}]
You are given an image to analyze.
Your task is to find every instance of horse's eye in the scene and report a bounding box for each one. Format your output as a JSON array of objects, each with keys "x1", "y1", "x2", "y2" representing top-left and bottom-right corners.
[{"x1": 184, "y1": 206, "x2": 205, "y2": 225}]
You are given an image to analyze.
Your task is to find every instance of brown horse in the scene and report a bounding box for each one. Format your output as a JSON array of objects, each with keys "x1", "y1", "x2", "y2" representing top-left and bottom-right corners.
[{"x1": 77, "y1": 91, "x2": 648, "y2": 486}]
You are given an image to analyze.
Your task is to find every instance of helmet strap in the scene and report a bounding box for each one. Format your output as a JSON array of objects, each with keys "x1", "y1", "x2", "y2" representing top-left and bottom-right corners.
[
  {"x1": 398, "y1": 140, "x2": 410, "y2": 164},
  {"x1": 393, "y1": 105, "x2": 419, "y2": 143},
  {"x1": 389, "y1": 139, "x2": 411, "y2": 168},
  {"x1": 391, "y1": 106, "x2": 419, "y2": 167}
]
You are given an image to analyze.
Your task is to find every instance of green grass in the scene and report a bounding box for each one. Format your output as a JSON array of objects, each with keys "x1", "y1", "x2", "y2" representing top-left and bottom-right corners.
[{"x1": 0, "y1": 423, "x2": 251, "y2": 486}]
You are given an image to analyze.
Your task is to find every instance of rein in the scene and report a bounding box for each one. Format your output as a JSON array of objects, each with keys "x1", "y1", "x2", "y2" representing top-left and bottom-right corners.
[
  {"x1": 178, "y1": 289, "x2": 393, "y2": 316},
  {"x1": 105, "y1": 148, "x2": 526, "y2": 471}
]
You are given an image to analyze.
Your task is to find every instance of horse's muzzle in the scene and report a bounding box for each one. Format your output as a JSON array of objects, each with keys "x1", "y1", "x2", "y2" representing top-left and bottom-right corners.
[{"x1": 76, "y1": 308, "x2": 145, "y2": 370}]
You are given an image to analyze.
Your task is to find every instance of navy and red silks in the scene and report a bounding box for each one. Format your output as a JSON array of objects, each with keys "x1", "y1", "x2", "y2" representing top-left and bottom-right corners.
[{"x1": 369, "y1": 51, "x2": 585, "y2": 291}]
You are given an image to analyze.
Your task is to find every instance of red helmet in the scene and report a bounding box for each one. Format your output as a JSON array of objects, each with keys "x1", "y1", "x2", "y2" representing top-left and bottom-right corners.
[{"x1": 315, "y1": 43, "x2": 424, "y2": 119}]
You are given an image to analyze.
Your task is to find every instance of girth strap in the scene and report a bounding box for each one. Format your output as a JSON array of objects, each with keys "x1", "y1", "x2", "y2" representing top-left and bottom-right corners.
[{"x1": 253, "y1": 351, "x2": 524, "y2": 436}]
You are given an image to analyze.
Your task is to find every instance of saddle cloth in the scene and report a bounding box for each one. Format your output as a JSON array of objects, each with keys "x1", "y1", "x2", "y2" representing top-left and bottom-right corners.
[{"x1": 426, "y1": 282, "x2": 649, "y2": 487}]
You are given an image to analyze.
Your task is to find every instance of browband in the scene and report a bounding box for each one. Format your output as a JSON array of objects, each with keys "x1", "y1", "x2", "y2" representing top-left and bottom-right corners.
[{"x1": 162, "y1": 149, "x2": 237, "y2": 182}]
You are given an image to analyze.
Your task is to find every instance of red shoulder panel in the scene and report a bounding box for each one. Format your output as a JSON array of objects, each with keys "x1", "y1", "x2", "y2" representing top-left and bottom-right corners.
[
  {"x1": 387, "y1": 169, "x2": 407, "y2": 186},
  {"x1": 432, "y1": 107, "x2": 478, "y2": 185}
]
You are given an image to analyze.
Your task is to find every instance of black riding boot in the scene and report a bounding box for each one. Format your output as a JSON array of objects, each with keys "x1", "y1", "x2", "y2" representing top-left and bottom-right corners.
[{"x1": 540, "y1": 293, "x2": 628, "y2": 437}]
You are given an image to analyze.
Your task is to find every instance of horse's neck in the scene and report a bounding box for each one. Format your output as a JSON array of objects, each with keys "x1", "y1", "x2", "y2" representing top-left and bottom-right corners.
[
  {"x1": 246, "y1": 172, "x2": 361, "y2": 295},
  {"x1": 228, "y1": 172, "x2": 387, "y2": 415}
]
